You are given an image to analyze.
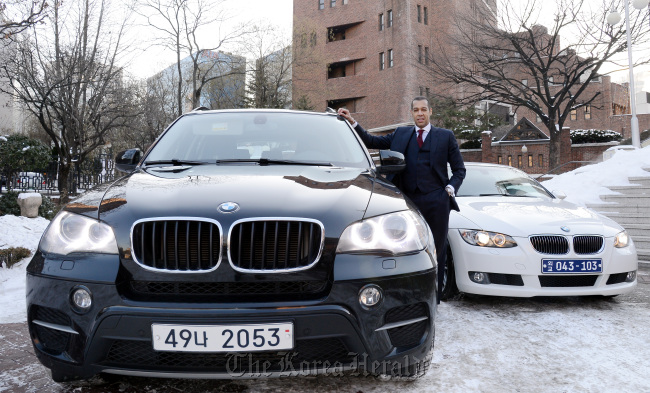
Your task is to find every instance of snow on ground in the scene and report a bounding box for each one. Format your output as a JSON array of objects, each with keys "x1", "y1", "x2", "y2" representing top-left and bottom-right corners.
[
  {"x1": 541, "y1": 145, "x2": 650, "y2": 206},
  {"x1": 0, "y1": 216, "x2": 50, "y2": 324}
]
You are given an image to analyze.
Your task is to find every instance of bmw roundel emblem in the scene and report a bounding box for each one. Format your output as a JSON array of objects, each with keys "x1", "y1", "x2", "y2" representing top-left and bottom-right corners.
[
  {"x1": 218, "y1": 202, "x2": 240, "y2": 213},
  {"x1": 560, "y1": 226, "x2": 570, "y2": 232}
]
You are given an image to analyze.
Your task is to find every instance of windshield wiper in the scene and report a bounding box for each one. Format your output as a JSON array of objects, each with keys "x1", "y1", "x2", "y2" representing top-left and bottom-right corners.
[
  {"x1": 144, "y1": 159, "x2": 211, "y2": 166},
  {"x1": 216, "y1": 158, "x2": 333, "y2": 166}
]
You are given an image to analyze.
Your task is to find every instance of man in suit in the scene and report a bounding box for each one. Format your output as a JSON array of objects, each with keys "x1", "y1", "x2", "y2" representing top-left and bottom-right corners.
[{"x1": 338, "y1": 97, "x2": 465, "y2": 302}]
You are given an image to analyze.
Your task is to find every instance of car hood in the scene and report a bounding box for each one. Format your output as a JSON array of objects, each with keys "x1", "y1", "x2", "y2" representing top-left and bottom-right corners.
[
  {"x1": 67, "y1": 165, "x2": 407, "y2": 237},
  {"x1": 450, "y1": 196, "x2": 624, "y2": 238}
]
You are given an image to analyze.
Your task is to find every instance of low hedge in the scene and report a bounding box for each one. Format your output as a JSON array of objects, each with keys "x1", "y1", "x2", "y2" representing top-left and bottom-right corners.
[
  {"x1": 570, "y1": 129, "x2": 622, "y2": 144},
  {"x1": 0, "y1": 247, "x2": 31, "y2": 269}
]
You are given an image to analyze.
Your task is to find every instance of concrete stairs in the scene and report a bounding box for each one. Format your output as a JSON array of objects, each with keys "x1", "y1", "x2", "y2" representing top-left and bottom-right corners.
[{"x1": 586, "y1": 170, "x2": 650, "y2": 263}]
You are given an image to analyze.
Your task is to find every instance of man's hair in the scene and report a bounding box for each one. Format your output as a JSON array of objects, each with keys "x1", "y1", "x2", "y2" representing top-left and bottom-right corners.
[{"x1": 411, "y1": 96, "x2": 430, "y2": 110}]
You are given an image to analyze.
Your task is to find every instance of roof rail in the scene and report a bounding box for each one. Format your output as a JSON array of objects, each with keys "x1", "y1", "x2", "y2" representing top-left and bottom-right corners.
[{"x1": 192, "y1": 106, "x2": 210, "y2": 112}]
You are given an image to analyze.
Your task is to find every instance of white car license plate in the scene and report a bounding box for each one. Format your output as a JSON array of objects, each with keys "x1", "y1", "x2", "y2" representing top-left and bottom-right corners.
[
  {"x1": 152, "y1": 322, "x2": 293, "y2": 352},
  {"x1": 541, "y1": 259, "x2": 603, "y2": 274}
]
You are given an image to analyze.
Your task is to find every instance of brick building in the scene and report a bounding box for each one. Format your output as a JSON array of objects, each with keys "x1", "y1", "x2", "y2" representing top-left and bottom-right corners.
[
  {"x1": 293, "y1": 2, "x2": 650, "y2": 137},
  {"x1": 292, "y1": 0, "x2": 496, "y2": 131},
  {"x1": 460, "y1": 118, "x2": 619, "y2": 176}
]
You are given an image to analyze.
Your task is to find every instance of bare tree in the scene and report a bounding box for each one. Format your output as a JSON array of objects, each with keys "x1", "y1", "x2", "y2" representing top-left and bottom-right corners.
[
  {"x1": 138, "y1": 0, "x2": 249, "y2": 115},
  {"x1": 0, "y1": 0, "x2": 48, "y2": 41},
  {"x1": 427, "y1": 0, "x2": 650, "y2": 170},
  {"x1": 0, "y1": 0, "x2": 136, "y2": 202},
  {"x1": 242, "y1": 24, "x2": 292, "y2": 109}
]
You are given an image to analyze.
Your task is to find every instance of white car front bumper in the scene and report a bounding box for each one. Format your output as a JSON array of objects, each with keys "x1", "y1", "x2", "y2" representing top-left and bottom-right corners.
[{"x1": 448, "y1": 231, "x2": 638, "y2": 297}]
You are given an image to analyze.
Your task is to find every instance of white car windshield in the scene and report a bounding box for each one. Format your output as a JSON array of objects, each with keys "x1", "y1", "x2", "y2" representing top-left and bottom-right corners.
[
  {"x1": 145, "y1": 111, "x2": 369, "y2": 168},
  {"x1": 457, "y1": 165, "x2": 554, "y2": 198}
]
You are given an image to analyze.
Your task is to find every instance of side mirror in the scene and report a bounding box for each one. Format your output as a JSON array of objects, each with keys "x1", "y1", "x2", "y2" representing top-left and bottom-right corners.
[
  {"x1": 552, "y1": 190, "x2": 567, "y2": 200},
  {"x1": 375, "y1": 150, "x2": 406, "y2": 174},
  {"x1": 115, "y1": 148, "x2": 141, "y2": 173}
]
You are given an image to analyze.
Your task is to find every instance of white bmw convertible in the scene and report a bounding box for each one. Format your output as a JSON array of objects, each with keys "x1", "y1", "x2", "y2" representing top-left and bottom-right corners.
[{"x1": 443, "y1": 163, "x2": 638, "y2": 298}]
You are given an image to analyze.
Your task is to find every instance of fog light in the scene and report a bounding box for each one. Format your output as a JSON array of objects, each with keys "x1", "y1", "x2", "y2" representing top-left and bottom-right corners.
[
  {"x1": 359, "y1": 285, "x2": 382, "y2": 308},
  {"x1": 71, "y1": 286, "x2": 92, "y2": 311},
  {"x1": 469, "y1": 271, "x2": 489, "y2": 284},
  {"x1": 625, "y1": 271, "x2": 637, "y2": 283}
]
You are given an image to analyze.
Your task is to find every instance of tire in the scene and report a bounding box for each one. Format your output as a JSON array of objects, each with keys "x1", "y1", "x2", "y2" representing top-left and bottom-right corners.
[{"x1": 440, "y1": 245, "x2": 458, "y2": 301}]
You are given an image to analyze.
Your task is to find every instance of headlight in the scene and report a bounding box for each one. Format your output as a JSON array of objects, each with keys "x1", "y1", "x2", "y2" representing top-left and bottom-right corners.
[
  {"x1": 336, "y1": 211, "x2": 430, "y2": 255},
  {"x1": 614, "y1": 231, "x2": 629, "y2": 248},
  {"x1": 39, "y1": 211, "x2": 119, "y2": 255},
  {"x1": 459, "y1": 229, "x2": 517, "y2": 248}
]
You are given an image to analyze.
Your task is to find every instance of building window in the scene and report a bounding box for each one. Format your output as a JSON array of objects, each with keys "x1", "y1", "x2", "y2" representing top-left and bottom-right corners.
[
  {"x1": 425, "y1": 87, "x2": 430, "y2": 97},
  {"x1": 528, "y1": 155, "x2": 533, "y2": 167},
  {"x1": 424, "y1": 6, "x2": 428, "y2": 24},
  {"x1": 522, "y1": 79, "x2": 528, "y2": 86},
  {"x1": 508, "y1": 155, "x2": 512, "y2": 166},
  {"x1": 417, "y1": 5, "x2": 421, "y2": 22},
  {"x1": 388, "y1": 49, "x2": 394, "y2": 68},
  {"x1": 536, "y1": 113, "x2": 542, "y2": 123},
  {"x1": 538, "y1": 154, "x2": 543, "y2": 167},
  {"x1": 498, "y1": 156, "x2": 503, "y2": 165},
  {"x1": 342, "y1": 0, "x2": 348, "y2": 4},
  {"x1": 584, "y1": 104, "x2": 591, "y2": 120},
  {"x1": 387, "y1": 10, "x2": 393, "y2": 27},
  {"x1": 379, "y1": 52, "x2": 385, "y2": 70},
  {"x1": 518, "y1": 155, "x2": 522, "y2": 167},
  {"x1": 318, "y1": 0, "x2": 324, "y2": 10},
  {"x1": 330, "y1": 0, "x2": 336, "y2": 7},
  {"x1": 425, "y1": 47, "x2": 429, "y2": 65},
  {"x1": 570, "y1": 109, "x2": 577, "y2": 121},
  {"x1": 419, "y1": 86, "x2": 424, "y2": 96},
  {"x1": 418, "y1": 45, "x2": 422, "y2": 63},
  {"x1": 379, "y1": 13, "x2": 384, "y2": 31}
]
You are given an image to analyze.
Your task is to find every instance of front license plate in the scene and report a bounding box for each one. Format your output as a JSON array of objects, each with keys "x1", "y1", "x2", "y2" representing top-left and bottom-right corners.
[
  {"x1": 152, "y1": 322, "x2": 293, "y2": 352},
  {"x1": 541, "y1": 259, "x2": 603, "y2": 274}
]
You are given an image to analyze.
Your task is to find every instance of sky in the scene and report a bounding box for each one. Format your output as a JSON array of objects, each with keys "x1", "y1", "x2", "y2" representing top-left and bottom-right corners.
[
  {"x1": 127, "y1": 0, "x2": 294, "y2": 79},
  {"x1": 1, "y1": 145, "x2": 649, "y2": 391}
]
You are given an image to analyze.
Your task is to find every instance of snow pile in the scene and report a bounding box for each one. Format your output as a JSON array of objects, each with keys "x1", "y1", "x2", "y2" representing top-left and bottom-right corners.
[
  {"x1": 0, "y1": 216, "x2": 50, "y2": 323},
  {"x1": 542, "y1": 145, "x2": 650, "y2": 206}
]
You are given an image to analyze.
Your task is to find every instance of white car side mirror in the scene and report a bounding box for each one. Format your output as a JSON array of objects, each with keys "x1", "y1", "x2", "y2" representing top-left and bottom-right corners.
[{"x1": 552, "y1": 190, "x2": 567, "y2": 200}]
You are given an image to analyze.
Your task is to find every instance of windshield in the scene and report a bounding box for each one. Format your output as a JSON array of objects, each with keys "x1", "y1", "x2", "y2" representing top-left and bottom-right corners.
[
  {"x1": 145, "y1": 111, "x2": 370, "y2": 168},
  {"x1": 457, "y1": 165, "x2": 554, "y2": 198}
]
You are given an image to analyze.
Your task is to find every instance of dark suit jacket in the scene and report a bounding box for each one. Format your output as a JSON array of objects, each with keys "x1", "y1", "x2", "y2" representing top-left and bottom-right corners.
[{"x1": 353, "y1": 123, "x2": 466, "y2": 211}]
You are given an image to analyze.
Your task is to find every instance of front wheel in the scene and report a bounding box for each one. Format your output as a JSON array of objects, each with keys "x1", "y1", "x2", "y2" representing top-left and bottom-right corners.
[{"x1": 440, "y1": 245, "x2": 458, "y2": 301}]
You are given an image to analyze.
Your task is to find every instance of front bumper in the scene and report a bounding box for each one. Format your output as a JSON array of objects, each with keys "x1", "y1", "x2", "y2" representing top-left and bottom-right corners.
[
  {"x1": 26, "y1": 258, "x2": 436, "y2": 380},
  {"x1": 449, "y1": 232, "x2": 638, "y2": 297}
]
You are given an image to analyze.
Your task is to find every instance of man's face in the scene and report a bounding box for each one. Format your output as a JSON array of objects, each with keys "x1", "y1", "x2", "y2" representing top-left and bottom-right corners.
[{"x1": 411, "y1": 100, "x2": 431, "y2": 129}]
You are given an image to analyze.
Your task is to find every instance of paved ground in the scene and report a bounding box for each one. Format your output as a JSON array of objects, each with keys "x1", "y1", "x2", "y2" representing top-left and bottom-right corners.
[{"x1": 2, "y1": 264, "x2": 649, "y2": 393}]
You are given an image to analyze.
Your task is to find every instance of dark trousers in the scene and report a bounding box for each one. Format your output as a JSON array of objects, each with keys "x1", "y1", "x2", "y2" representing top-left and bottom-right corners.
[{"x1": 406, "y1": 188, "x2": 450, "y2": 303}]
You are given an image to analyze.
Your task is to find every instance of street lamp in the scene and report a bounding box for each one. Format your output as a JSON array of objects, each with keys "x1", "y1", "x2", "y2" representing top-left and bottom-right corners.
[{"x1": 607, "y1": 0, "x2": 649, "y2": 149}]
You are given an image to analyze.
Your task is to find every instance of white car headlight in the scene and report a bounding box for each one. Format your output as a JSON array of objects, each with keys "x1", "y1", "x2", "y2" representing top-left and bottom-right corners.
[
  {"x1": 39, "y1": 211, "x2": 119, "y2": 255},
  {"x1": 336, "y1": 211, "x2": 430, "y2": 255},
  {"x1": 459, "y1": 229, "x2": 517, "y2": 248},
  {"x1": 614, "y1": 230, "x2": 629, "y2": 248}
]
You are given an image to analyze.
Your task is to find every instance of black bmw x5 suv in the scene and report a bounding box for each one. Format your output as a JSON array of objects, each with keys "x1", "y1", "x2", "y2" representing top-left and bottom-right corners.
[{"x1": 26, "y1": 109, "x2": 437, "y2": 381}]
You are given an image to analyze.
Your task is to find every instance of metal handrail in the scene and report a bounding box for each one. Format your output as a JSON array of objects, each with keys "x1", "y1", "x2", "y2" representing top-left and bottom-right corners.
[{"x1": 535, "y1": 161, "x2": 598, "y2": 180}]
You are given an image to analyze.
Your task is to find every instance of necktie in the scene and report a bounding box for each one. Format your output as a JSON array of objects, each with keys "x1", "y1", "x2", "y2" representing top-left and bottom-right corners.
[{"x1": 417, "y1": 129, "x2": 425, "y2": 148}]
